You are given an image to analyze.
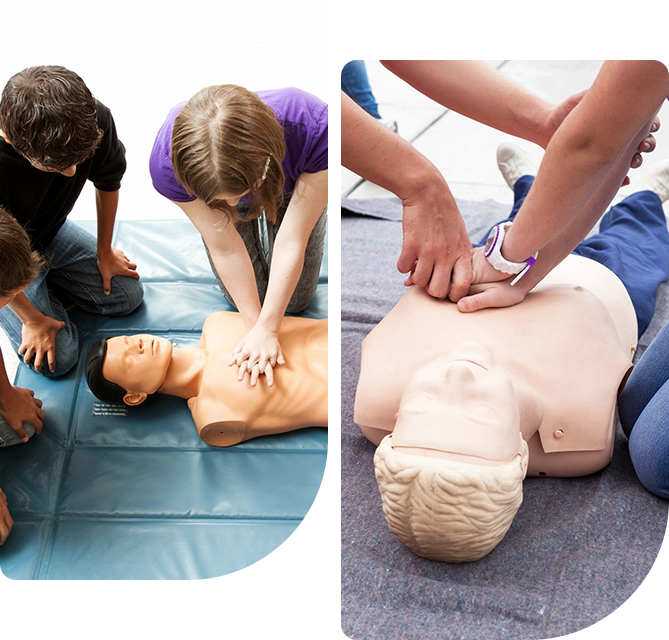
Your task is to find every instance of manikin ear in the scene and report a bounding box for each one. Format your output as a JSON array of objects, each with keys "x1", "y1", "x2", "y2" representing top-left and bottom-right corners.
[
  {"x1": 123, "y1": 391, "x2": 148, "y2": 406},
  {"x1": 519, "y1": 437, "x2": 529, "y2": 479}
]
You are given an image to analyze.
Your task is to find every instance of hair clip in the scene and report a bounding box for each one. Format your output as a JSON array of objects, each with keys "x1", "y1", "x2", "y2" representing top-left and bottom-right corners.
[{"x1": 261, "y1": 155, "x2": 271, "y2": 181}]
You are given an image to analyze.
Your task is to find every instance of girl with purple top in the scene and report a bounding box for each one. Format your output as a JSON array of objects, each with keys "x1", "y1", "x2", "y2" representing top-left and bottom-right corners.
[{"x1": 150, "y1": 85, "x2": 327, "y2": 387}]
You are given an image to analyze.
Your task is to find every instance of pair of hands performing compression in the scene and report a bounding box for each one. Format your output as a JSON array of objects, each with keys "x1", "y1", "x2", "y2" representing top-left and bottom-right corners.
[
  {"x1": 228, "y1": 323, "x2": 285, "y2": 388},
  {"x1": 399, "y1": 113, "x2": 660, "y2": 312}
]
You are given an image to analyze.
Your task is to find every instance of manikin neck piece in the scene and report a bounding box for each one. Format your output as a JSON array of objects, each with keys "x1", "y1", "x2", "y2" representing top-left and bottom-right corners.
[{"x1": 390, "y1": 346, "x2": 542, "y2": 464}]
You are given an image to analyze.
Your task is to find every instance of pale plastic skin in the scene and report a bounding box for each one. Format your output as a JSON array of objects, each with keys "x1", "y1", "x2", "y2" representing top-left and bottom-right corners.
[
  {"x1": 355, "y1": 254, "x2": 638, "y2": 477},
  {"x1": 102, "y1": 311, "x2": 328, "y2": 446}
]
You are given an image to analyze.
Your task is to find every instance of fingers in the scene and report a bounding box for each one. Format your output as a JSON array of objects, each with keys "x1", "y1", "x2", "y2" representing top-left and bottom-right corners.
[
  {"x1": 28, "y1": 412, "x2": 44, "y2": 434},
  {"x1": 237, "y1": 360, "x2": 248, "y2": 381},
  {"x1": 33, "y1": 346, "x2": 46, "y2": 372},
  {"x1": 250, "y1": 363, "x2": 261, "y2": 387},
  {"x1": 638, "y1": 134, "x2": 656, "y2": 154},
  {"x1": 651, "y1": 116, "x2": 661, "y2": 133},
  {"x1": 425, "y1": 260, "x2": 452, "y2": 299},
  {"x1": 630, "y1": 153, "x2": 643, "y2": 170},
  {"x1": 277, "y1": 348, "x2": 285, "y2": 366},
  {"x1": 410, "y1": 256, "x2": 435, "y2": 289},
  {"x1": 22, "y1": 344, "x2": 36, "y2": 367},
  {"x1": 229, "y1": 343, "x2": 243, "y2": 366},
  {"x1": 11, "y1": 424, "x2": 29, "y2": 443},
  {"x1": 102, "y1": 272, "x2": 112, "y2": 296},
  {"x1": 47, "y1": 346, "x2": 57, "y2": 374},
  {"x1": 265, "y1": 363, "x2": 275, "y2": 387},
  {"x1": 448, "y1": 254, "x2": 474, "y2": 303}
]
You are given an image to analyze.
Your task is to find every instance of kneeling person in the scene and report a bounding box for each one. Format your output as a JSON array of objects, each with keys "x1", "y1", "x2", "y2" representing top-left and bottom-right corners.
[{"x1": 0, "y1": 65, "x2": 143, "y2": 378}]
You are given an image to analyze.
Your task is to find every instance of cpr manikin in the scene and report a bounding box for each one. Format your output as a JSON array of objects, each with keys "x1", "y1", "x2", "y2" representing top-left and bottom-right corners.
[
  {"x1": 86, "y1": 312, "x2": 327, "y2": 446},
  {"x1": 355, "y1": 254, "x2": 638, "y2": 562}
]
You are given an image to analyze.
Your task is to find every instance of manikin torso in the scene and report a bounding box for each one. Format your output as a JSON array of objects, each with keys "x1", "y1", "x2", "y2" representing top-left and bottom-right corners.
[
  {"x1": 355, "y1": 254, "x2": 637, "y2": 477},
  {"x1": 185, "y1": 312, "x2": 327, "y2": 446}
]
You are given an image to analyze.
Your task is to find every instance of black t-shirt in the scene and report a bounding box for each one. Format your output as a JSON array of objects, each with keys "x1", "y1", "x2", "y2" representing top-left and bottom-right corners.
[{"x1": 0, "y1": 100, "x2": 126, "y2": 252}]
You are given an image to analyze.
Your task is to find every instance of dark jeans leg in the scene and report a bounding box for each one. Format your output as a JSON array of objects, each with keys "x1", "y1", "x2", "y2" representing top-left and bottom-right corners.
[{"x1": 341, "y1": 60, "x2": 382, "y2": 119}]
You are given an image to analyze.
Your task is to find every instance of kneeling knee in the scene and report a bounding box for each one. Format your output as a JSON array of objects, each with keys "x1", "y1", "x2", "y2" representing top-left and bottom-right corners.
[
  {"x1": 37, "y1": 349, "x2": 79, "y2": 378},
  {"x1": 108, "y1": 278, "x2": 144, "y2": 316}
]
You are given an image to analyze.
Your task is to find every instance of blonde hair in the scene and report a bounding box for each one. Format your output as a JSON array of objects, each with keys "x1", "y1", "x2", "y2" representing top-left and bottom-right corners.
[
  {"x1": 171, "y1": 84, "x2": 286, "y2": 224},
  {"x1": 374, "y1": 435, "x2": 527, "y2": 562}
]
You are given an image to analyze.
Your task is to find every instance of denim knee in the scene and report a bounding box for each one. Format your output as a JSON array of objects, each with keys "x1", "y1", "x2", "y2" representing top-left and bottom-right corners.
[
  {"x1": 106, "y1": 278, "x2": 144, "y2": 316},
  {"x1": 0, "y1": 422, "x2": 36, "y2": 447},
  {"x1": 36, "y1": 346, "x2": 79, "y2": 378},
  {"x1": 628, "y1": 411, "x2": 669, "y2": 500}
]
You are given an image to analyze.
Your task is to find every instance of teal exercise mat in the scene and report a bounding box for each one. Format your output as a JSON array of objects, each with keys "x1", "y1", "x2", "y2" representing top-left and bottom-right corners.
[{"x1": 0, "y1": 219, "x2": 328, "y2": 580}]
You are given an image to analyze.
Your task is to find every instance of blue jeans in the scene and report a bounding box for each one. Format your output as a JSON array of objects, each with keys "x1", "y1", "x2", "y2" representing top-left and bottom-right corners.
[
  {"x1": 477, "y1": 175, "x2": 669, "y2": 338},
  {"x1": 619, "y1": 320, "x2": 669, "y2": 499},
  {"x1": 0, "y1": 220, "x2": 144, "y2": 381},
  {"x1": 341, "y1": 60, "x2": 382, "y2": 120}
]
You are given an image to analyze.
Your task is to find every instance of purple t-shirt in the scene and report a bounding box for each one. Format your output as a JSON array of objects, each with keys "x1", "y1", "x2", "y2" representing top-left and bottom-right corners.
[{"x1": 149, "y1": 87, "x2": 328, "y2": 202}]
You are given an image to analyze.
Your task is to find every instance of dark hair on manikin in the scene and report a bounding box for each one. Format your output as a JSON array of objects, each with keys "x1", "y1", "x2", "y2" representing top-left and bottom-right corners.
[{"x1": 85, "y1": 338, "x2": 127, "y2": 403}]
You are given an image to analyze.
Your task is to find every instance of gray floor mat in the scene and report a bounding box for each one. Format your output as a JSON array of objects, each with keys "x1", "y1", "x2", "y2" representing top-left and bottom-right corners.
[{"x1": 341, "y1": 196, "x2": 668, "y2": 640}]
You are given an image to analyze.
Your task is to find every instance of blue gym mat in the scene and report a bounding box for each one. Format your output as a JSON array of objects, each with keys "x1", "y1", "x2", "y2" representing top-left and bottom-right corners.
[{"x1": 0, "y1": 219, "x2": 328, "y2": 580}]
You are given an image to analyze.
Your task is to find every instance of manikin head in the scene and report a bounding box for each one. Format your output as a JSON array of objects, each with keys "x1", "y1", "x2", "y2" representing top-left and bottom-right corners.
[
  {"x1": 374, "y1": 343, "x2": 530, "y2": 563},
  {"x1": 85, "y1": 335, "x2": 174, "y2": 406}
]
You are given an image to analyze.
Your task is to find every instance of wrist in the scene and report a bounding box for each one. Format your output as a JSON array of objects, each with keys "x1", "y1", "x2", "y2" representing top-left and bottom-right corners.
[
  {"x1": 96, "y1": 245, "x2": 113, "y2": 260},
  {"x1": 256, "y1": 312, "x2": 281, "y2": 335},
  {"x1": 518, "y1": 99, "x2": 553, "y2": 149},
  {"x1": 397, "y1": 159, "x2": 448, "y2": 204}
]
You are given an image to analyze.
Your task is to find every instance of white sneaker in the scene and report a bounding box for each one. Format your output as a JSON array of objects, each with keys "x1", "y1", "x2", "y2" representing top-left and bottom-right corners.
[
  {"x1": 496, "y1": 142, "x2": 535, "y2": 189},
  {"x1": 629, "y1": 160, "x2": 669, "y2": 203},
  {"x1": 379, "y1": 116, "x2": 398, "y2": 134}
]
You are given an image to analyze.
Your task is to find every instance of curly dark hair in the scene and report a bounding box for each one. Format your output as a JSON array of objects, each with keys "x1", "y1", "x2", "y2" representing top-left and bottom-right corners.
[
  {"x1": 0, "y1": 65, "x2": 103, "y2": 171},
  {"x1": 0, "y1": 208, "x2": 41, "y2": 297}
]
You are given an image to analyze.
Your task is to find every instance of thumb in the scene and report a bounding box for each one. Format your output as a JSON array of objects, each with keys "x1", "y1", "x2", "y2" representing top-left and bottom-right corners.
[{"x1": 457, "y1": 289, "x2": 501, "y2": 313}]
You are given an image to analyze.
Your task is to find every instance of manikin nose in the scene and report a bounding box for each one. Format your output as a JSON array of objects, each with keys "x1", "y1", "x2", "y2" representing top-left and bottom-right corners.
[{"x1": 444, "y1": 361, "x2": 476, "y2": 383}]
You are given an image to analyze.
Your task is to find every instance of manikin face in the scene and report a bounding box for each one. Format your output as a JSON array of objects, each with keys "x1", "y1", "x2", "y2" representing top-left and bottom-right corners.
[
  {"x1": 392, "y1": 342, "x2": 523, "y2": 463},
  {"x1": 103, "y1": 334, "x2": 174, "y2": 400}
]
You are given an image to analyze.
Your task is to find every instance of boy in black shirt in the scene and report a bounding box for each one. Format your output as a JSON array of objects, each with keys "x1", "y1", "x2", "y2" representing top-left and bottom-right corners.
[{"x1": 0, "y1": 65, "x2": 143, "y2": 377}]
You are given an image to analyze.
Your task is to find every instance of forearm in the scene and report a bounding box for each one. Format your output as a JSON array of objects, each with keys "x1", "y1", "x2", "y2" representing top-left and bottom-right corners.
[
  {"x1": 341, "y1": 92, "x2": 453, "y2": 203},
  {"x1": 0, "y1": 346, "x2": 14, "y2": 403},
  {"x1": 7, "y1": 292, "x2": 45, "y2": 326},
  {"x1": 209, "y1": 241, "x2": 262, "y2": 330},
  {"x1": 515, "y1": 124, "x2": 654, "y2": 294},
  {"x1": 258, "y1": 241, "x2": 305, "y2": 333},
  {"x1": 381, "y1": 60, "x2": 553, "y2": 147},
  {"x1": 503, "y1": 61, "x2": 669, "y2": 263},
  {"x1": 95, "y1": 189, "x2": 120, "y2": 257}
]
